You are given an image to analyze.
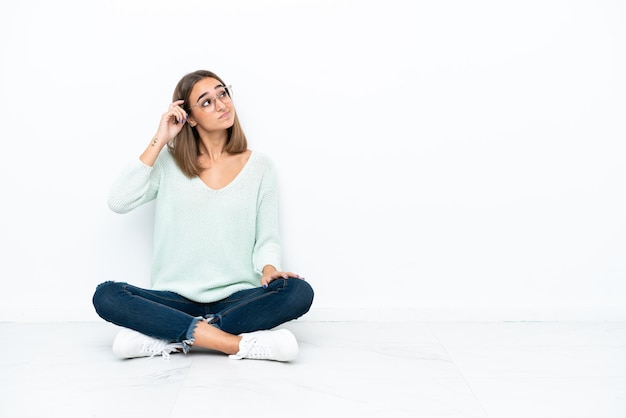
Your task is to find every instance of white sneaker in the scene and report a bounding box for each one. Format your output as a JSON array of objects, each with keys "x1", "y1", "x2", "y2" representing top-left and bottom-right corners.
[
  {"x1": 112, "y1": 328, "x2": 183, "y2": 359},
  {"x1": 229, "y1": 329, "x2": 299, "y2": 362}
]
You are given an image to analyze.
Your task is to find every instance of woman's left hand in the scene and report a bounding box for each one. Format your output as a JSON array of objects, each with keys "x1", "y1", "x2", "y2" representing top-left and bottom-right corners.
[{"x1": 261, "y1": 267, "x2": 301, "y2": 288}]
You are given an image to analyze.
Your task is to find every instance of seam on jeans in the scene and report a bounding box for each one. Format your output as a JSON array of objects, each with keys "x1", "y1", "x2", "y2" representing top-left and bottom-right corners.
[
  {"x1": 121, "y1": 284, "x2": 199, "y2": 305},
  {"x1": 220, "y1": 288, "x2": 264, "y2": 303},
  {"x1": 218, "y1": 279, "x2": 287, "y2": 318}
]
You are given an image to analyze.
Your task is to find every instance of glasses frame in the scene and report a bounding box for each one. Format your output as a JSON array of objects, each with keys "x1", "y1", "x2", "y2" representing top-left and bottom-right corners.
[{"x1": 189, "y1": 85, "x2": 233, "y2": 113}]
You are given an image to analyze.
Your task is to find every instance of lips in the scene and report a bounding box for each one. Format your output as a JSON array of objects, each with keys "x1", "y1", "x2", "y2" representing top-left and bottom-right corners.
[{"x1": 219, "y1": 111, "x2": 231, "y2": 119}]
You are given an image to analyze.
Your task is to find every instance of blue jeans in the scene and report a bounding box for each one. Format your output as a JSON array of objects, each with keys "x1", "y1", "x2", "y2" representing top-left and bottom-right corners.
[{"x1": 92, "y1": 278, "x2": 314, "y2": 348}]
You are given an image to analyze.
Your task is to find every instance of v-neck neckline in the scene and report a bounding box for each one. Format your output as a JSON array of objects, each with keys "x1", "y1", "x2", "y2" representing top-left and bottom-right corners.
[{"x1": 193, "y1": 151, "x2": 255, "y2": 192}]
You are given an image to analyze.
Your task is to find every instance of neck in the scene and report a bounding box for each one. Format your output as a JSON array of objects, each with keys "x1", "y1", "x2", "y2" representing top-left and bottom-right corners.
[{"x1": 199, "y1": 132, "x2": 228, "y2": 161}]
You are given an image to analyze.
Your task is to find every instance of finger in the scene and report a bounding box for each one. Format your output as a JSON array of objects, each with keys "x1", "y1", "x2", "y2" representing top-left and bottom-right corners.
[
  {"x1": 168, "y1": 108, "x2": 187, "y2": 125},
  {"x1": 174, "y1": 112, "x2": 187, "y2": 125},
  {"x1": 271, "y1": 272, "x2": 289, "y2": 280},
  {"x1": 261, "y1": 276, "x2": 273, "y2": 288},
  {"x1": 282, "y1": 271, "x2": 299, "y2": 279},
  {"x1": 167, "y1": 101, "x2": 187, "y2": 121}
]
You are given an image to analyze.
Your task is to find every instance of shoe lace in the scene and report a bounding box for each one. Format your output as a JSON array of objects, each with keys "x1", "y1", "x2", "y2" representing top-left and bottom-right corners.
[
  {"x1": 241, "y1": 336, "x2": 272, "y2": 359},
  {"x1": 141, "y1": 340, "x2": 181, "y2": 360}
]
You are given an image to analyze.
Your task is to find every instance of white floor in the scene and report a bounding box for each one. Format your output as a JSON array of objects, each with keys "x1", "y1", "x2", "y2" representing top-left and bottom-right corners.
[{"x1": 1, "y1": 321, "x2": 625, "y2": 418}]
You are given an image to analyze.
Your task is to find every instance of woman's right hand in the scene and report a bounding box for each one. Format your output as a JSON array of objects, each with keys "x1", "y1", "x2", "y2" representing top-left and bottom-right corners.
[
  {"x1": 154, "y1": 100, "x2": 189, "y2": 144},
  {"x1": 140, "y1": 100, "x2": 189, "y2": 167}
]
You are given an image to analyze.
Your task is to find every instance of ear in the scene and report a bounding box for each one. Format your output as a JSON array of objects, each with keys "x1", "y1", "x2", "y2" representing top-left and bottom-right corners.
[{"x1": 187, "y1": 117, "x2": 197, "y2": 127}]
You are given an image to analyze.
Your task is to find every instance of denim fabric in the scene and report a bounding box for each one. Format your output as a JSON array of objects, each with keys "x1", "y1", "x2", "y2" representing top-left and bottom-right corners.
[{"x1": 92, "y1": 278, "x2": 314, "y2": 343}]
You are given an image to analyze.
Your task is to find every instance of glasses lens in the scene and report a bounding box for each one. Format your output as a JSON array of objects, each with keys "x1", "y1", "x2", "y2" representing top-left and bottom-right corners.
[
  {"x1": 196, "y1": 86, "x2": 232, "y2": 112},
  {"x1": 219, "y1": 87, "x2": 232, "y2": 102}
]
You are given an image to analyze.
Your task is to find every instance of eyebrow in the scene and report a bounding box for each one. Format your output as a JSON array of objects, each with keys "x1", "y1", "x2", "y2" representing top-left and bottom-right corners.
[{"x1": 195, "y1": 84, "x2": 226, "y2": 103}]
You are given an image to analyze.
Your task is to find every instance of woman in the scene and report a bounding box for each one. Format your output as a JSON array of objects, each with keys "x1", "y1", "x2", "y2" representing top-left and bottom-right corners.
[{"x1": 93, "y1": 70, "x2": 314, "y2": 362}]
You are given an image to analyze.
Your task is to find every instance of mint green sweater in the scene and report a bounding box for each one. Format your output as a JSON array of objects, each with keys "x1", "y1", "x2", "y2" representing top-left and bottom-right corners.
[{"x1": 107, "y1": 149, "x2": 282, "y2": 303}]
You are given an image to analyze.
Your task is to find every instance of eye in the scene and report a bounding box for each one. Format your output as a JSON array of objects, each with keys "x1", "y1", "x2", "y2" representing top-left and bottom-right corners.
[
  {"x1": 218, "y1": 89, "x2": 228, "y2": 98},
  {"x1": 200, "y1": 98, "x2": 212, "y2": 108}
]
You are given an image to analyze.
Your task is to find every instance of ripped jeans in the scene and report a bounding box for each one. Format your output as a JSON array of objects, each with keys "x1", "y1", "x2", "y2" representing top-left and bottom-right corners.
[{"x1": 92, "y1": 278, "x2": 314, "y2": 350}]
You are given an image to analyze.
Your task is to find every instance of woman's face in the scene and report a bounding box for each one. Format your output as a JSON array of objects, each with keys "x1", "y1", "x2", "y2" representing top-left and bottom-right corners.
[{"x1": 187, "y1": 77, "x2": 235, "y2": 133}]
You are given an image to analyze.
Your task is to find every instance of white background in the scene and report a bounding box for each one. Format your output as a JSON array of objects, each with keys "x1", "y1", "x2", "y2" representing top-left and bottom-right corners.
[{"x1": 0, "y1": 0, "x2": 624, "y2": 321}]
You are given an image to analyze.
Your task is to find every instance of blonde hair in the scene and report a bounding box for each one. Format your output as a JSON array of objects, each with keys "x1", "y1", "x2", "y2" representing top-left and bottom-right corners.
[{"x1": 167, "y1": 70, "x2": 248, "y2": 178}]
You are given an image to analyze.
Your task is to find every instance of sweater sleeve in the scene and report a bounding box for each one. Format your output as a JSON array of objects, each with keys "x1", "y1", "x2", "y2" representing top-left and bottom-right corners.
[
  {"x1": 107, "y1": 157, "x2": 160, "y2": 214},
  {"x1": 252, "y1": 157, "x2": 282, "y2": 274}
]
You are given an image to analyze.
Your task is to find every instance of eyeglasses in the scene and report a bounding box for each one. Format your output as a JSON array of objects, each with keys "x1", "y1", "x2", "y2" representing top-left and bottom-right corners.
[{"x1": 189, "y1": 85, "x2": 233, "y2": 113}]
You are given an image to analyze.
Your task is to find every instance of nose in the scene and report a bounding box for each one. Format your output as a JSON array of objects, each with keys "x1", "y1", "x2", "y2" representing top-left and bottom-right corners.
[{"x1": 215, "y1": 96, "x2": 227, "y2": 111}]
